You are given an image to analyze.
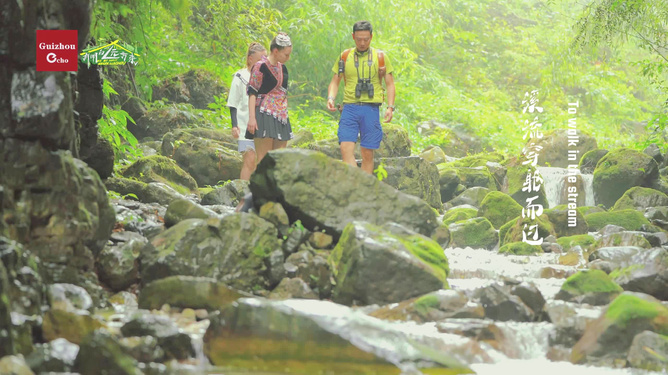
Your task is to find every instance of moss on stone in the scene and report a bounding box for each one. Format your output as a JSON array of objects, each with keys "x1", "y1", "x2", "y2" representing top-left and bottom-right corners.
[
  {"x1": 442, "y1": 208, "x2": 478, "y2": 226},
  {"x1": 478, "y1": 191, "x2": 523, "y2": 229},
  {"x1": 122, "y1": 155, "x2": 198, "y2": 195},
  {"x1": 505, "y1": 163, "x2": 549, "y2": 208},
  {"x1": 442, "y1": 152, "x2": 505, "y2": 168},
  {"x1": 585, "y1": 209, "x2": 651, "y2": 231},
  {"x1": 577, "y1": 206, "x2": 605, "y2": 216},
  {"x1": 414, "y1": 294, "x2": 440, "y2": 316},
  {"x1": 611, "y1": 186, "x2": 668, "y2": 212},
  {"x1": 396, "y1": 234, "x2": 450, "y2": 284},
  {"x1": 557, "y1": 234, "x2": 596, "y2": 251},
  {"x1": 593, "y1": 148, "x2": 659, "y2": 208},
  {"x1": 449, "y1": 217, "x2": 498, "y2": 250},
  {"x1": 498, "y1": 241, "x2": 543, "y2": 255},
  {"x1": 560, "y1": 269, "x2": 623, "y2": 295},
  {"x1": 501, "y1": 215, "x2": 555, "y2": 246},
  {"x1": 605, "y1": 294, "x2": 668, "y2": 334}
]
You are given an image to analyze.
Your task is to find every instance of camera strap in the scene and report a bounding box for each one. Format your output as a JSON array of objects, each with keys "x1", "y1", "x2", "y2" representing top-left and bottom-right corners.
[{"x1": 353, "y1": 48, "x2": 373, "y2": 81}]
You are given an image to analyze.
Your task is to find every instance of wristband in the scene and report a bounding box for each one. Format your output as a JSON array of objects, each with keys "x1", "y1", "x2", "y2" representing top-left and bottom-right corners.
[{"x1": 327, "y1": 96, "x2": 335, "y2": 101}]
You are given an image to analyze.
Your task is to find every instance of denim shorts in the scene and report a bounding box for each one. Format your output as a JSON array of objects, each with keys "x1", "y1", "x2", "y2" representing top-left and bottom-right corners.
[
  {"x1": 338, "y1": 104, "x2": 383, "y2": 150},
  {"x1": 238, "y1": 139, "x2": 255, "y2": 153}
]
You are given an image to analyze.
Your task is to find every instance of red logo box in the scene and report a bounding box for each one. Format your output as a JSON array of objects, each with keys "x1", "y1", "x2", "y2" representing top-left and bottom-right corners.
[{"x1": 36, "y1": 30, "x2": 78, "y2": 72}]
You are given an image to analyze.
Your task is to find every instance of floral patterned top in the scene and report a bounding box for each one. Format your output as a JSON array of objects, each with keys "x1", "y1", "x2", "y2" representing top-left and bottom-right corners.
[{"x1": 247, "y1": 56, "x2": 289, "y2": 125}]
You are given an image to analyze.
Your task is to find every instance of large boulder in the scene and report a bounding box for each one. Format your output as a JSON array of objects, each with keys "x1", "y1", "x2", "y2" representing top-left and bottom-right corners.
[
  {"x1": 0, "y1": 139, "x2": 115, "y2": 284},
  {"x1": 505, "y1": 162, "x2": 549, "y2": 208},
  {"x1": 478, "y1": 191, "x2": 523, "y2": 229},
  {"x1": 161, "y1": 129, "x2": 242, "y2": 187},
  {"x1": 105, "y1": 177, "x2": 184, "y2": 206},
  {"x1": 543, "y1": 205, "x2": 588, "y2": 237},
  {"x1": 204, "y1": 298, "x2": 482, "y2": 373},
  {"x1": 250, "y1": 149, "x2": 439, "y2": 238},
  {"x1": 608, "y1": 247, "x2": 668, "y2": 301},
  {"x1": 555, "y1": 269, "x2": 623, "y2": 306},
  {"x1": 526, "y1": 129, "x2": 597, "y2": 168},
  {"x1": 121, "y1": 155, "x2": 198, "y2": 195},
  {"x1": 140, "y1": 214, "x2": 280, "y2": 292},
  {"x1": 611, "y1": 186, "x2": 668, "y2": 211},
  {"x1": 579, "y1": 149, "x2": 608, "y2": 174},
  {"x1": 449, "y1": 217, "x2": 498, "y2": 250},
  {"x1": 585, "y1": 209, "x2": 650, "y2": 231},
  {"x1": 74, "y1": 330, "x2": 140, "y2": 375},
  {"x1": 593, "y1": 148, "x2": 660, "y2": 208},
  {"x1": 627, "y1": 331, "x2": 668, "y2": 371},
  {"x1": 374, "y1": 156, "x2": 442, "y2": 209},
  {"x1": 328, "y1": 222, "x2": 449, "y2": 306},
  {"x1": 138, "y1": 276, "x2": 242, "y2": 311},
  {"x1": 571, "y1": 292, "x2": 668, "y2": 365},
  {"x1": 151, "y1": 69, "x2": 225, "y2": 110}
]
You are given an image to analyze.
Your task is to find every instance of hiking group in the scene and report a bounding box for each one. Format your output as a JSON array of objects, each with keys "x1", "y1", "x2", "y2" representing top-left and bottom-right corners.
[{"x1": 226, "y1": 20, "x2": 396, "y2": 180}]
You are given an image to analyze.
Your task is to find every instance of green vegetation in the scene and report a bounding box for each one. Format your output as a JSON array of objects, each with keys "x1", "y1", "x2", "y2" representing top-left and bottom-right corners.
[
  {"x1": 557, "y1": 234, "x2": 596, "y2": 251},
  {"x1": 499, "y1": 241, "x2": 543, "y2": 255},
  {"x1": 585, "y1": 209, "x2": 651, "y2": 231},
  {"x1": 605, "y1": 293, "x2": 668, "y2": 333},
  {"x1": 90, "y1": 0, "x2": 665, "y2": 172},
  {"x1": 560, "y1": 269, "x2": 623, "y2": 295}
]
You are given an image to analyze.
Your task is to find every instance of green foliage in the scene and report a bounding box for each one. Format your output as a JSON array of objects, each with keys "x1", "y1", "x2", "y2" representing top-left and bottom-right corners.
[
  {"x1": 99, "y1": 80, "x2": 142, "y2": 164},
  {"x1": 374, "y1": 163, "x2": 388, "y2": 182}
]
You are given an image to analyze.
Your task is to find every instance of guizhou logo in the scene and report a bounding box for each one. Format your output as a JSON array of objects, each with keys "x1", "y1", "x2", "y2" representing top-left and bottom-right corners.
[
  {"x1": 80, "y1": 40, "x2": 140, "y2": 66},
  {"x1": 36, "y1": 30, "x2": 79, "y2": 72}
]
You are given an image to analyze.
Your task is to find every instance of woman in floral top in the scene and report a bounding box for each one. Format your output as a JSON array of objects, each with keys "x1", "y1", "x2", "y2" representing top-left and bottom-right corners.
[{"x1": 246, "y1": 32, "x2": 293, "y2": 165}]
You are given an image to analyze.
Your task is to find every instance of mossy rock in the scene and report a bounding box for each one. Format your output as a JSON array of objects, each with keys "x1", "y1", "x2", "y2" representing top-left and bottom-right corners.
[
  {"x1": 501, "y1": 215, "x2": 555, "y2": 247},
  {"x1": 374, "y1": 157, "x2": 442, "y2": 209},
  {"x1": 577, "y1": 206, "x2": 605, "y2": 216},
  {"x1": 543, "y1": 206, "x2": 588, "y2": 237},
  {"x1": 591, "y1": 232, "x2": 652, "y2": 252},
  {"x1": 419, "y1": 146, "x2": 447, "y2": 164},
  {"x1": 448, "y1": 217, "x2": 498, "y2": 250},
  {"x1": 555, "y1": 269, "x2": 623, "y2": 305},
  {"x1": 287, "y1": 129, "x2": 315, "y2": 149},
  {"x1": 452, "y1": 167, "x2": 497, "y2": 191},
  {"x1": 579, "y1": 149, "x2": 608, "y2": 174},
  {"x1": 585, "y1": 209, "x2": 651, "y2": 231},
  {"x1": 42, "y1": 309, "x2": 104, "y2": 345},
  {"x1": 106, "y1": 177, "x2": 182, "y2": 206},
  {"x1": 448, "y1": 187, "x2": 491, "y2": 208},
  {"x1": 442, "y1": 207, "x2": 478, "y2": 226},
  {"x1": 327, "y1": 221, "x2": 449, "y2": 306},
  {"x1": 164, "y1": 198, "x2": 219, "y2": 227},
  {"x1": 593, "y1": 148, "x2": 660, "y2": 208},
  {"x1": 442, "y1": 152, "x2": 505, "y2": 168},
  {"x1": 571, "y1": 292, "x2": 668, "y2": 364},
  {"x1": 556, "y1": 234, "x2": 596, "y2": 251},
  {"x1": 506, "y1": 162, "x2": 549, "y2": 209},
  {"x1": 478, "y1": 191, "x2": 523, "y2": 229},
  {"x1": 436, "y1": 165, "x2": 461, "y2": 203},
  {"x1": 138, "y1": 276, "x2": 242, "y2": 311},
  {"x1": 498, "y1": 241, "x2": 543, "y2": 255},
  {"x1": 122, "y1": 155, "x2": 198, "y2": 195},
  {"x1": 611, "y1": 186, "x2": 668, "y2": 212}
]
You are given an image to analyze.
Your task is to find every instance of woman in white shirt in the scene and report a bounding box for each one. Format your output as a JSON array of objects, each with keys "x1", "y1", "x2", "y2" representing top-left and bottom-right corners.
[{"x1": 227, "y1": 42, "x2": 267, "y2": 180}]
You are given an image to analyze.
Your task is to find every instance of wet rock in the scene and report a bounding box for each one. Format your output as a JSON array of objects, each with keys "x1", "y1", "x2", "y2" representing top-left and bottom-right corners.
[
  {"x1": 0, "y1": 355, "x2": 34, "y2": 375},
  {"x1": 109, "y1": 291, "x2": 139, "y2": 315},
  {"x1": 309, "y1": 232, "x2": 333, "y2": 249},
  {"x1": 0, "y1": 238, "x2": 46, "y2": 318},
  {"x1": 436, "y1": 319, "x2": 507, "y2": 352},
  {"x1": 545, "y1": 300, "x2": 599, "y2": 347},
  {"x1": 161, "y1": 130, "x2": 241, "y2": 187},
  {"x1": 499, "y1": 215, "x2": 556, "y2": 247},
  {"x1": 555, "y1": 269, "x2": 623, "y2": 306},
  {"x1": 0, "y1": 260, "x2": 14, "y2": 357},
  {"x1": 48, "y1": 283, "x2": 93, "y2": 314},
  {"x1": 571, "y1": 292, "x2": 668, "y2": 365},
  {"x1": 430, "y1": 224, "x2": 451, "y2": 249},
  {"x1": 477, "y1": 191, "x2": 523, "y2": 229},
  {"x1": 118, "y1": 336, "x2": 165, "y2": 364},
  {"x1": 284, "y1": 250, "x2": 331, "y2": 298},
  {"x1": 140, "y1": 214, "x2": 280, "y2": 292},
  {"x1": 74, "y1": 330, "x2": 140, "y2": 375},
  {"x1": 200, "y1": 179, "x2": 250, "y2": 206},
  {"x1": 627, "y1": 330, "x2": 668, "y2": 371},
  {"x1": 476, "y1": 283, "x2": 534, "y2": 322},
  {"x1": 250, "y1": 149, "x2": 439, "y2": 238},
  {"x1": 328, "y1": 221, "x2": 449, "y2": 306},
  {"x1": 266, "y1": 250, "x2": 286, "y2": 288},
  {"x1": 269, "y1": 278, "x2": 319, "y2": 300},
  {"x1": 609, "y1": 247, "x2": 668, "y2": 301},
  {"x1": 593, "y1": 148, "x2": 660, "y2": 208},
  {"x1": 121, "y1": 311, "x2": 194, "y2": 360},
  {"x1": 410, "y1": 290, "x2": 484, "y2": 322},
  {"x1": 42, "y1": 308, "x2": 104, "y2": 345},
  {"x1": 544, "y1": 206, "x2": 588, "y2": 237},
  {"x1": 138, "y1": 276, "x2": 242, "y2": 311},
  {"x1": 204, "y1": 298, "x2": 481, "y2": 373},
  {"x1": 611, "y1": 186, "x2": 668, "y2": 212},
  {"x1": 106, "y1": 177, "x2": 184, "y2": 206},
  {"x1": 373, "y1": 156, "x2": 442, "y2": 209},
  {"x1": 122, "y1": 155, "x2": 199, "y2": 196},
  {"x1": 448, "y1": 187, "x2": 492, "y2": 209},
  {"x1": 152, "y1": 69, "x2": 225, "y2": 110},
  {"x1": 81, "y1": 136, "x2": 114, "y2": 180},
  {"x1": 112, "y1": 200, "x2": 166, "y2": 239},
  {"x1": 499, "y1": 241, "x2": 543, "y2": 255},
  {"x1": 556, "y1": 234, "x2": 596, "y2": 252},
  {"x1": 164, "y1": 198, "x2": 218, "y2": 227},
  {"x1": 579, "y1": 149, "x2": 608, "y2": 174},
  {"x1": 448, "y1": 217, "x2": 498, "y2": 250},
  {"x1": 590, "y1": 231, "x2": 651, "y2": 252},
  {"x1": 510, "y1": 282, "x2": 546, "y2": 316},
  {"x1": 97, "y1": 235, "x2": 145, "y2": 292},
  {"x1": 25, "y1": 338, "x2": 79, "y2": 373}
]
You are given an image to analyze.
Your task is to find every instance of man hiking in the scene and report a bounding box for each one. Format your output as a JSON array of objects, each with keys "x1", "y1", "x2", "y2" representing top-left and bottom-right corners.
[{"x1": 326, "y1": 20, "x2": 396, "y2": 174}]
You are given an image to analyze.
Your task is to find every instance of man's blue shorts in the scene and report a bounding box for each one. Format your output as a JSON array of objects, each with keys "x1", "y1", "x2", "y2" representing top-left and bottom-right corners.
[{"x1": 338, "y1": 104, "x2": 383, "y2": 150}]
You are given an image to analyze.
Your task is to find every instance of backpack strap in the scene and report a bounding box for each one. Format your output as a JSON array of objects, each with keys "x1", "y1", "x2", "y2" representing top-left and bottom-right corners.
[
  {"x1": 377, "y1": 50, "x2": 386, "y2": 81},
  {"x1": 339, "y1": 48, "x2": 352, "y2": 83}
]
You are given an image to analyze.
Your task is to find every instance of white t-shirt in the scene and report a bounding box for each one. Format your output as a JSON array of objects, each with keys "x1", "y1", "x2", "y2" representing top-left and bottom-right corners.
[{"x1": 226, "y1": 68, "x2": 251, "y2": 136}]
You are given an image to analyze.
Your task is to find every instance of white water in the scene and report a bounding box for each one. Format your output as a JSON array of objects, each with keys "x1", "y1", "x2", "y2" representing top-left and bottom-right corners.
[{"x1": 538, "y1": 166, "x2": 595, "y2": 208}]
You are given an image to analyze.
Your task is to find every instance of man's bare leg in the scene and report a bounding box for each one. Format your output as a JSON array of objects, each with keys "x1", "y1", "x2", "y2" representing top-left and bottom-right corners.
[
  {"x1": 340, "y1": 141, "x2": 357, "y2": 167},
  {"x1": 360, "y1": 147, "x2": 374, "y2": 174}
]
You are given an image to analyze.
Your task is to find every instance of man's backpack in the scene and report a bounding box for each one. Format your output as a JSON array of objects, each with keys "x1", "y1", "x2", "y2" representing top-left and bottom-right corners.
[{"x1": 338, "y1": 48, "x2": 386, "y2": 82}]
